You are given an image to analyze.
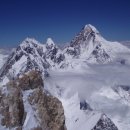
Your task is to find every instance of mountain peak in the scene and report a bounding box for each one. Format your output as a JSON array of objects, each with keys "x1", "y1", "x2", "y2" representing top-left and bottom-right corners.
[
  {"x1": 23, "y1": 37, "x2": 38, "y2": 43},
  {"x1": 84, "y1": 24, "x2": 99, "y2": 34},
  {"x1": 46, "y1": 38, "x2": 55, "y2": 46},
  {"x1": 70, "y1": 24, "x2": 100, "y2": 47},
  {"x1": 20, "y1": 37, "x2": 41, "y2": 47}
]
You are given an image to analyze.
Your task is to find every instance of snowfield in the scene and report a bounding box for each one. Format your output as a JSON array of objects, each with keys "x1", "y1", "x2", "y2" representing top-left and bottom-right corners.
[{"x1": 44, "y1": 61, "x2": 130, "y2": 130}]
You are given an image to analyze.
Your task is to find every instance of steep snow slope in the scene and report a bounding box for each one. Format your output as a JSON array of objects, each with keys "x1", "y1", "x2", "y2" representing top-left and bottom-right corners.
[{"x1": 0, "y1": 38, "x2": 49, "y2": 80}]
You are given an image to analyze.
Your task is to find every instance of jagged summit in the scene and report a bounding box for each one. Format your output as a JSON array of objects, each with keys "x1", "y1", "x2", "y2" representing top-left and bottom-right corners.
[
  {"x1": 84, "y1": 24, "x2": 99, "y2": 34},
  {"x1": 64, "y1": 24, "x2": 130, "y2": 63},
  {"x1": 0, "y1": 37, "x2": 64, "y2": 81},
  {"x1": 92, "y1": 114, "x2": 118, "y2": 130},
  {"x1": 23, "y1": 37, "x2": 37, "y2": 42},
  {"x1": 0, "y1": 24, "x2": 130, "y2": 82},
  {"x1": 20, "y1": 37, "x2": 43, "y2": 48},
  {"x1": 64, "y1": 24, "x2": 107, "y2": 62},
  {"x1": 70, "y1": 24, "x2": 100, "y2": 48},
  {"x1": 46, "y1": 38, "x2": 55, "y2": 46}
]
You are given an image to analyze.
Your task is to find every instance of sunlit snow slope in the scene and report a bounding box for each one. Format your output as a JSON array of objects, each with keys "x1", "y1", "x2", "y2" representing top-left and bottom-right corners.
[{"x1": 44, "y1": 63, "x2": 130, "y2": 130}]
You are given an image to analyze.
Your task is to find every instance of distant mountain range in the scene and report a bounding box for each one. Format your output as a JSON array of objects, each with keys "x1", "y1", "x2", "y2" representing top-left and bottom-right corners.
[
  {"x1": 0, "y1": 24, "x2": 130, "y2": 130},
  {"x1": 0, "y1": 24, "x2": 130, "y2": 81}
]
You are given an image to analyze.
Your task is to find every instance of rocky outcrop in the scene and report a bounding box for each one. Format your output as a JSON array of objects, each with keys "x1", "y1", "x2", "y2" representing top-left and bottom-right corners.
[
  {"x1": 80, "y1": 100, "x2": 92, "y2": 110},
  {"x1": 91, "y1": 114, "x2": 118, "y2": 130},
  {"x1": 0, "y1": 70, "x2": 66, "y2": 130},
  {"x1": 0, "y1": 81, "x2": 25, "y2": 129},
  {"x1": 28, "y1": 88, "x2": 66, "y2": 130},
  {"x1": 17, "y1": 70, "x2": 43, "y2": 90}
]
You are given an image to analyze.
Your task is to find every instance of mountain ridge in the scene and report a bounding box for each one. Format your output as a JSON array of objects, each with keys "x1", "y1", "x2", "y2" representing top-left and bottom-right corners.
[
  {"x1": 0, "y1": 24, "x2": 130, "y2": 130},
  {"x1": 0, "y1": 24, "x2": 130, "y2": 83}
]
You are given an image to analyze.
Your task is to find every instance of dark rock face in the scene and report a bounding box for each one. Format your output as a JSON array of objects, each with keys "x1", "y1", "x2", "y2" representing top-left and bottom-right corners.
[
  {"x1": 64, "y1": 25, "x2": 111, "y2": 63},
  {"x1": 64, "y1": 25, "x2": 96, "y2": 58},
  {"x1": 0, "y1": 43, "x2": 49, "y2": 79},
  {"x1": 118, "y1": 85, "x2": 130, "y2": 91},
  {"x1": 65, "y1": 47, "x2": 80, "y2": 58},
  {"x1": 70, "y1": 25, "x2": 99, "y2": 47},
  {"x1": 54, "y1": 53, "x2": 65, "y2": 64},
  {"x1": 28, "y1": 88, "x2": 66, "y2": 130},
  {"x1": 0, "y1": 81, "x2": 25, "y2": 129},
  {"x1": 0, "y1": 70, "x2": 66, "y2": 130},
  {"x1": 0, "y1": 38, "x2": 65, "y2": 80},
  {"x1": 17, "y1": 70, "x2": 43, "y2": 90},
  {"x1": 45, "y1": 43, "x2": 65, "y2": 65},
  {"x1": 46, "y1": 45, "x2": 58, "y2": 59},
  {"x1": 91, "y1": 44, "x2": 110, "y2": 63},
  {"x1": 80, "y1": 100, "x2": 92, "y2": 111},
  {"x1": 91, "y1": 114, "x2": 118, "y2": 130}
]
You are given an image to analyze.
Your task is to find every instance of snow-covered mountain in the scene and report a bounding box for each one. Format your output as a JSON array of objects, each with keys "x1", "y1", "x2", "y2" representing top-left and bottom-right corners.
[
  {"x1": 0, "y1": 38, "x2": 65, "y2": 83},
  {"x1": 0, "y1": 38, "x2": 49, "y2": 80},
  {"x1": 0, "y1": 24, "x2": 130, "y2": 130},
  {"x1": 64, "y1": 24, "x2": 130, "y2": 63},
  {"x1": 45, "y1": 38, "x2": 65, "y2": 68},
  {"x1": 1, "y1": 24, "x2": 130, "y2": 81}
]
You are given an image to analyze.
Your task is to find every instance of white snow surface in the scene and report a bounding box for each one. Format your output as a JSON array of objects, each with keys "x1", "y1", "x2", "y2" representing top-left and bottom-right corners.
[
  {"x1": 84, "y1": 24, "x2": 99, "y2": 34},
  {"x1": 0, "y1": 52, "x2": 8, "y2": 69},
  {"x1": 22, "y1": 90, "x2": 40, "y2": 130},
  {"x1": 46, "y1": 38, "x2": 55, "y2": 46},
  {"x1": 44, "y1": 62, "x2": 130, "y2": 130}
]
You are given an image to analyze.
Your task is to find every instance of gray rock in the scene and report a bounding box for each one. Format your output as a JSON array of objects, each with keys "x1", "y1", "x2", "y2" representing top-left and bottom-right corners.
[
  {"x1": 28, "y1": 87, "x2": 66, "y2": 130},
  {"x1": 91, "y1": 114, "x2": 118, "y2": 130}
]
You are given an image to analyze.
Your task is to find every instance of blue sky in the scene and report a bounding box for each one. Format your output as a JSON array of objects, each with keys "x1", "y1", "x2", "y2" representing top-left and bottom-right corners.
[{"x1": 0, "y1": 0, "x2": 130, "y2": 47}]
